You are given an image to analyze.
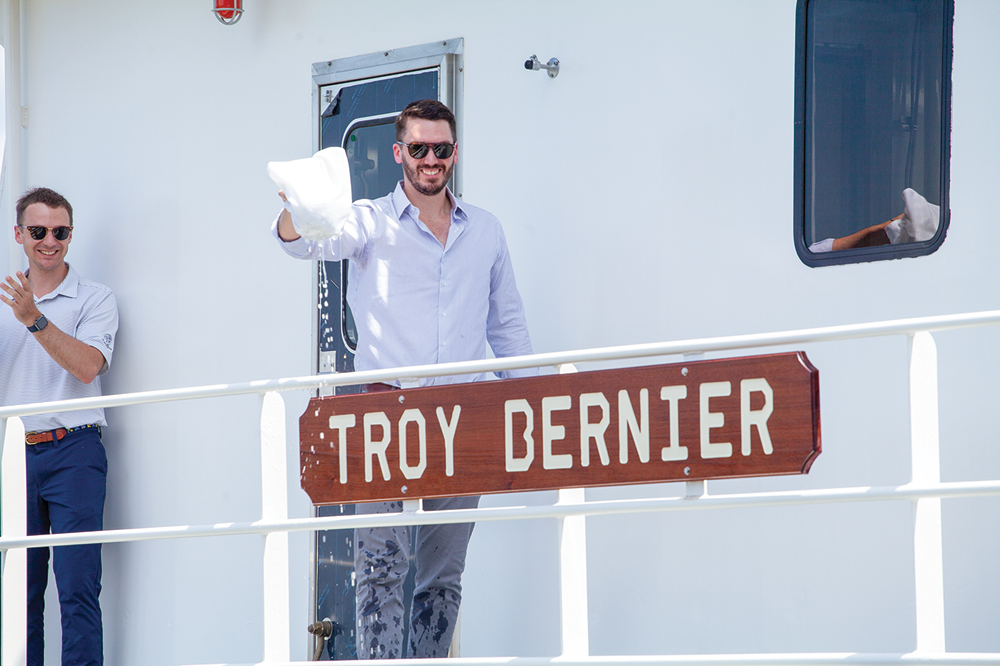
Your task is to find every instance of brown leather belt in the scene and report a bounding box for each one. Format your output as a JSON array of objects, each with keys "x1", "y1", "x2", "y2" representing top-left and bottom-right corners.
[
  {"x1": 25, "y1": 423, "x2": 100, "y2": 445},
  {"x1": 361, "y1": 383, "x2": 401, "y2": 393}
]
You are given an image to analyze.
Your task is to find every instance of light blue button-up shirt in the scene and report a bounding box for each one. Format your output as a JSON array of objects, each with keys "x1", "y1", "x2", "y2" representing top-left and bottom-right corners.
[{"x1": 273, "y1": 183, "x2": 535, "y2": 386}]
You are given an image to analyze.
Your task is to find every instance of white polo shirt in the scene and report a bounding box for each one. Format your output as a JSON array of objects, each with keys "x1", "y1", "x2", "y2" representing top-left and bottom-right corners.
[{"x1": 0, "y1": 264, "x2": 118, "y2": 433}]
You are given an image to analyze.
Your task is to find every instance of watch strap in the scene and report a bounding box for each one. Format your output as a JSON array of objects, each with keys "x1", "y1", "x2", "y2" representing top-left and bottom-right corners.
[{"x1": 27, "y1": 314, "x2": 49, "y2": 333}]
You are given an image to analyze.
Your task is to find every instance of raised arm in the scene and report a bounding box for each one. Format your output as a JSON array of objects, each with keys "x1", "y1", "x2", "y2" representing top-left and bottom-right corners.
[{"x1": 1, "y1": 272, "x2": 107, "y2": 384}]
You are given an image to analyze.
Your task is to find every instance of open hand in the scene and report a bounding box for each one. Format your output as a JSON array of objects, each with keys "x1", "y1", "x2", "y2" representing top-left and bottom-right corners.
[{"x1": 0, "y1": 272, "x2": 42, "y2": 326}]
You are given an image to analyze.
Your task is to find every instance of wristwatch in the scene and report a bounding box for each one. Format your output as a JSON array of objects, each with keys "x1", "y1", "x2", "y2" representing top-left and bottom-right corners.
[{"x1": 27, "y1": 314, "x2": 49, "y2": 333}]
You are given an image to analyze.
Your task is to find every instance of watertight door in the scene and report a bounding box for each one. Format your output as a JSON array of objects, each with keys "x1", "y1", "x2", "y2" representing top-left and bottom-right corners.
[{"x1": 311, "y1": 50, "x2": 457, "y2": 658}]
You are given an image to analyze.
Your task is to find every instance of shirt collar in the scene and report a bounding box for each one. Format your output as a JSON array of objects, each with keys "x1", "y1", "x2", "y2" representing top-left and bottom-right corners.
[
  {"x1": 35, "y1": 263, "x2": 80, "y2": 303},
  {"x1": 391, "y1": 181, "x2": 468, "y2": 223}
]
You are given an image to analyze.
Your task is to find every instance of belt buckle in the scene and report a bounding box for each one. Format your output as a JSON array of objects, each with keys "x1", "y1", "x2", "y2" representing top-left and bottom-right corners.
[{"x1": 25, "y1": 430, "x2": 50, "y2": 445}]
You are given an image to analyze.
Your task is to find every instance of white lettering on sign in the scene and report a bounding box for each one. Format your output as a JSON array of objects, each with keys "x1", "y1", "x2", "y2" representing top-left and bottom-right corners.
[
  {"x1": 398, "y1": 408, "x2": 427, "y2": 480},
  {"x1": 543, "y1": 395, "x2": 573, "y2": 470},
  {"x1": 332, "y1": 407, "x2": 463, "y2": 483},
  {"x1": 659, "y1": 385, "x2": 688, "y2": 461},
  {"x1": 579, "y1": 392, "x2": 610, "y2": 467},
  {"x1": 329, "y1": 414, "x2": 356, "y2": 484},
  {"x1": 505, "y1": 399, "x2": 535, "y2": 472},
  {"x1": 618, "y1": 389, "x2": 649, "y2": 464},
  {"x1": 329, "y1": 377, "x2": 775, "y2": 480},
  {"x1": 740, "y1": 378, "x2": 774, "y2": 456},
  {"x1": 700, "y1": 382, "x2": 733, "y2": 459},
  {"x1": 364, "y1": 412, "x2": 392, "y2": 482},
  {"x1": 435, "y1": 406, "x2": 461, "y2": 476}
]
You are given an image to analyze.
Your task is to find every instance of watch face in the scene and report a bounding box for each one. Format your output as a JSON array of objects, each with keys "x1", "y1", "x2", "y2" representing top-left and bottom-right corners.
[{"x1": 29, "y1": 315, "x2": 48, "y2": 332}]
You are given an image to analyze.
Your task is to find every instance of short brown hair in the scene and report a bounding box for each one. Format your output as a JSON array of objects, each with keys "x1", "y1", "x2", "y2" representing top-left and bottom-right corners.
[
  {"x1": 17, "y1": 187, "x2": 74, "y2": 226},
  {"x1": 395, "y1": 100, "x2": 457, "y2": 143}
]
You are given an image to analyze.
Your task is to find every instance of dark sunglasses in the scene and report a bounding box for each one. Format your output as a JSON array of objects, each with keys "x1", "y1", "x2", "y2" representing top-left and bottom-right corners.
[
  {"x1": 396, "y1": 141, "x2": 456, "y2": 160},
  {"x1": 19, "y1": 225, "x2": 72, "y2": 241}
]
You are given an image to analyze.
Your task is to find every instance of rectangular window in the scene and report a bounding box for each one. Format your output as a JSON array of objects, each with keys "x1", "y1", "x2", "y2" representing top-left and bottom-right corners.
[{"x1": 794, "y1": 0, "x2": 953, "y2": 266}]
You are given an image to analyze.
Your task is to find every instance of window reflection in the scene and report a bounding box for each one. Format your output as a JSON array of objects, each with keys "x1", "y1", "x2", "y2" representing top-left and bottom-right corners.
[{"x1": 809, "y1": 187, "x2": 940, "y2": 252}]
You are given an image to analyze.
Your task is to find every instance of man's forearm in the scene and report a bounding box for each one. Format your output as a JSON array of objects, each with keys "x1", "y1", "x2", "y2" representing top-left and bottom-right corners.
[
  {"x1": 832, "y1": 215, "x2": 902, "y2": 251},
  {"x1": 32, "y1": 323, "x2": 107, "y2": 384},
  {"x1": 832, "y1": 220, "x2": 893, "y2": 251}
]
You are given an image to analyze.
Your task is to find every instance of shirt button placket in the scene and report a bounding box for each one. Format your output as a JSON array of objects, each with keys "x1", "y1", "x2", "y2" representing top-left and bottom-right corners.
[{"x1": 439, "y1": 257, "x2": 447, "y2": 356}]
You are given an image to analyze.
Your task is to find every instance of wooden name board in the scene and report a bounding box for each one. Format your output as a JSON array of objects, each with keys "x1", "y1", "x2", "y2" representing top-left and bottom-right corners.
[{"x1": 299, "y1": 352, "x2": 820, "y2": 505}]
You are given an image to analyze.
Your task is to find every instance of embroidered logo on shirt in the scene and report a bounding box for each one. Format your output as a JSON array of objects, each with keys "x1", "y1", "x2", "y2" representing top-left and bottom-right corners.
[{"x1": 103, "y1": 334, "x2": 113, "y2": 350}]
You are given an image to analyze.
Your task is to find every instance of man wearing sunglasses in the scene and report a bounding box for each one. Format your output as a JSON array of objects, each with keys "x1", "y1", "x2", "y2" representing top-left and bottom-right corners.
[
  {"x1": 274, "y1": 99, "x2": 535, "y2": 659},
  {"x1": 1, "y1": 187, "x2": 119, "y2": 666}
]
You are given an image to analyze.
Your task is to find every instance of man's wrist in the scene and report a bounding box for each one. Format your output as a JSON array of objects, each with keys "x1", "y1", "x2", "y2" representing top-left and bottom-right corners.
[
  {"x1": 27, "y1": 314, "x2": 49, "y2": 333},
  {"x1": 277, "y1": 209, "x2": 301, "y2": 242}
]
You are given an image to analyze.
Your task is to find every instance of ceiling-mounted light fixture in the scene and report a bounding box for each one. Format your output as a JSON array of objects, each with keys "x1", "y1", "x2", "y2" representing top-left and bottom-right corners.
[
  {"x1": 213, "y1": 0, "x2": 243, "y2": 25},
  {"x1": 524, "y1": 54, "x2": 560, "y2": 78}
]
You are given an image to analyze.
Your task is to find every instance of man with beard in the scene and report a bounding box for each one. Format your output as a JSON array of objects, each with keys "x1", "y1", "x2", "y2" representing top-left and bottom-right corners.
[{"x1": 272, "y1": 99, "x2": 535, "y2": 658}]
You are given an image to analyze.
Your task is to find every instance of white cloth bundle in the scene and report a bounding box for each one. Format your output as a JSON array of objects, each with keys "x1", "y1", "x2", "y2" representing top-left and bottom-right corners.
[
  {"x1": 885, "y1": 188, "x2": 940, "y2": 244},
  {"x1": 267, "y1": 147, "x2": 352, "y2": 240}
]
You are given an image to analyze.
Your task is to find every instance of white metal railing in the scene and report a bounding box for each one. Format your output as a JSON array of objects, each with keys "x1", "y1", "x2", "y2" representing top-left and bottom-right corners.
[{"x1": 3, "y1": 310, "x2": 1000, "y2": 666}]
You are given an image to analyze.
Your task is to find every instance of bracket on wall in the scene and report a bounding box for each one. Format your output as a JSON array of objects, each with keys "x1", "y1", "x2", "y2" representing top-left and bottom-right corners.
[{"x1": 525, "y1": 55, "x2": 560, "y2": 78}]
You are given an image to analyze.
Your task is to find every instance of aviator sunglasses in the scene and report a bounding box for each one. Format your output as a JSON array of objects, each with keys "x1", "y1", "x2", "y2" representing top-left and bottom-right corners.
[
  {"x1": 19, "y1": 225, "x2": 72, "y2": 241},
  {"x1": 396, "y1": 141, "x2": 456, "y2": 160}
]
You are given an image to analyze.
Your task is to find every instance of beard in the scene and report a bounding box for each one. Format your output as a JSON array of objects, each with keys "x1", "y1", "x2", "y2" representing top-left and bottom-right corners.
[{"x1": 401, "y1": 158, "x2": 455, "y2": 197}]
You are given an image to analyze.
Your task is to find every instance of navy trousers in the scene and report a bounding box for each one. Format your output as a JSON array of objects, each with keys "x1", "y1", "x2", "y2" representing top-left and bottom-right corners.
[{"x1": 25, "y1": 428, "x2": 107, "y2": 666}]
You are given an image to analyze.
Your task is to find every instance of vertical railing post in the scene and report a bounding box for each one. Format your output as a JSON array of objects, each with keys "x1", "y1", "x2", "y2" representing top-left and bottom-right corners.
[
  {"x1": 557, "y1": 487, "x2": 590, "y2": 657},
  {"x1": 260, "y1": 391, "x2": 291, "y2": 662},
  {"x1": 909, "y1": 331, "x2": 946, "y2": 652},
  {"x1": 1, "y1": 416, "x2": 29, "y2": 666},
  {"x1": 555, "y1": 363, "x2": 590, "y2": 657}
]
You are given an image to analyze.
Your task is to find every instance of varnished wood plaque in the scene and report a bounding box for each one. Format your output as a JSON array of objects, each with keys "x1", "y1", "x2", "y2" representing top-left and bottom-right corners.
[{"x1": 300, "y1": 353, "x2": 821, "y2": 504}]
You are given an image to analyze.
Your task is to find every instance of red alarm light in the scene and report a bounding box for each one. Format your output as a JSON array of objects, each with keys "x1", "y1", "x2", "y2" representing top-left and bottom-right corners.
[{"x1": 213, "y1": 0, "x2": 243, "y2": 25}]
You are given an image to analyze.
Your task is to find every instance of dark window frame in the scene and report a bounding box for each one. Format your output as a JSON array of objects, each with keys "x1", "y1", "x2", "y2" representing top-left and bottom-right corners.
[{"x1": 793, "y1": 0, "x2": 954, "y2": 267}]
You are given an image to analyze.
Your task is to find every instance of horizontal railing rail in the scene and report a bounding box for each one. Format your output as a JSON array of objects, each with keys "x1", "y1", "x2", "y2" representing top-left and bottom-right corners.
[
  {"x1": 2, "y1": 479, "x2": 1000, "y2": 551},
  {"x1": 3, "y1": 309, "x2": 999, "y2": 419},
  {"x1": 174, "y1": 655, "x2": 1000, "y2": 666}
]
